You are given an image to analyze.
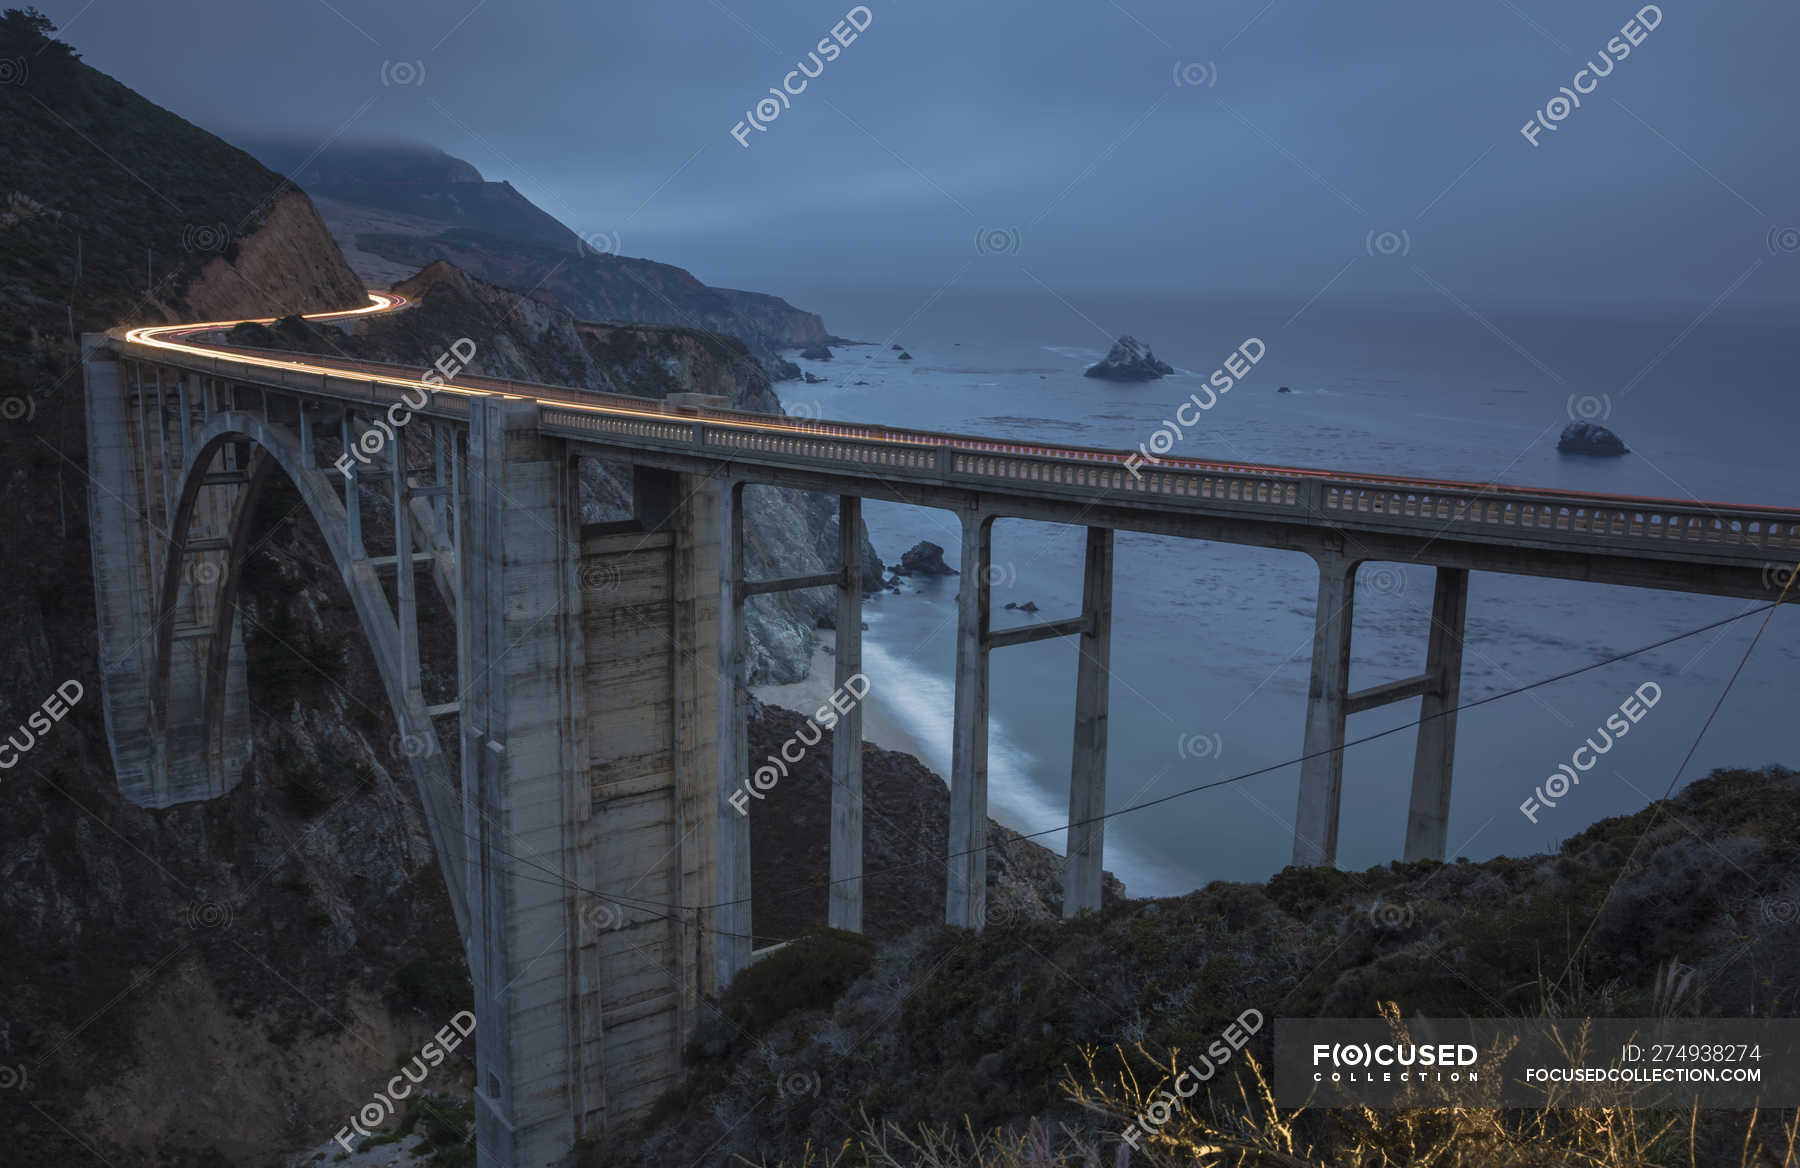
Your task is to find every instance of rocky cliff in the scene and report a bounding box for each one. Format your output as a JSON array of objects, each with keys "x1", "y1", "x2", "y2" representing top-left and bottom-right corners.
[
  {"x1": 236, "y1": 258, "x2": 883, "y2": 682},
  {"x1": 240, "y1": 138, "x2": 830, "y2": 380}
]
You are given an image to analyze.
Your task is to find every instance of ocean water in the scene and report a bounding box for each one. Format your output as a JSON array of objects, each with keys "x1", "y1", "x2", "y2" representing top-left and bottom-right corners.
[{"x1": 768, "y1": 286, "x2": 1800, "y2": 897}]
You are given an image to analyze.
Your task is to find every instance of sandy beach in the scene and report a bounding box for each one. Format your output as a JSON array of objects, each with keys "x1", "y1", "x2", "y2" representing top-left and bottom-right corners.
[{"x1": 751, "y1": 631, "x2": 938, "y2": 771}]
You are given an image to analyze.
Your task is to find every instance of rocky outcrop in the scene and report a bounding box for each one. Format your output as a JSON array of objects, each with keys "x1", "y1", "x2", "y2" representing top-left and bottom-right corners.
[
  {"x1": 1557, "y1": 421, "x2": 1629, "y2": 456},
  {"x1": 1084, "y1": 335, "x2": 1174, "y2": 381},
  {"x1": 243, "y1": 138, "x2": 828, "y2": 381},
  {"x1": 254, "y1": 259, "x2": 881, "y2": 683},
  {"x1": 799, "y1": 344, "x2": 832, "y2": 360},
  {"x1": 895, "y1": 540, "x2": 956, "y2": 576},
  {"x1": 179, "y1": 191, "x2": 367, "y2": 323}
]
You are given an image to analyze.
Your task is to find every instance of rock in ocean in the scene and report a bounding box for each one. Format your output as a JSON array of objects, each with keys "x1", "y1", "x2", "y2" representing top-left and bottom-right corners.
[
  {"x1": 1557, "y1": 421, "x2": 1629, "y2": 456},
  {"x1": 1084, "y1": 335, "x2": 1174, "y2": 381}
]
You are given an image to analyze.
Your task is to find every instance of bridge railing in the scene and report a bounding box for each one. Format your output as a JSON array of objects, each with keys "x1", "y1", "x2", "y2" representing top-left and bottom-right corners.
[{"x1": 120, "y1": 340, "x2": 1800, "y2": 568}]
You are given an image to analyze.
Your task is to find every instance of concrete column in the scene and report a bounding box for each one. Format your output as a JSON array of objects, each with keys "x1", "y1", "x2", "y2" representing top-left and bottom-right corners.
[
  {"x1": 715, "y1": 479, "x2": 751, "y2": 985},
  {"x1": 460, "y1": 397, "x2": 591, "y2": 1167},
  {"x1": 342, "y1": 412, "x2": 363, "y2": 560},
  {"x1": 1403, "y1": 567, "x2": 1469, "y2": 862},
  {"x1": 1293, "y1": 549, "x2": 1357, "y2": 867},
  {"x1": 1064, "y1": 526, "x2": 1114, "y2": 917},
  {"x1": 84, "y1": 338, "x2": 159, "y2": 804},
  {"x1": 946, "y1": 512, "x2": 992, "y2": 928},
  {"x1": 298, "y1": 399, "x2": 312, "y2": 466},
  {"x1": 828, "y1": 494, "x2": 865, "y2": 933},
  {"x1": 392, "y1": 426, "x2": 421, "y2": 707}
]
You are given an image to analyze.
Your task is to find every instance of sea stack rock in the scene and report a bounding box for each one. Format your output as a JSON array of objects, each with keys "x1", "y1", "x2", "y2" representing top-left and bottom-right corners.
[
  {"x1": 1557, "y1": 421, "x2": 1629, "y2": 457},
  {"x1": 799, "y1": 343, "x2": 833, "y2": 360},
  {"x1": 895, "y1": 540, "x2": 956, "y2": 576},
  {"x1": 1084, "y1": 335, "x2": 1174, "y2": 382}
]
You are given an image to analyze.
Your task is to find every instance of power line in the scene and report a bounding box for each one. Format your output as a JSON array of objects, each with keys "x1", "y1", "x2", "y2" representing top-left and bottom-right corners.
[{"x1": 439, "y1": 597, "x2": 1789, "y2": 942}]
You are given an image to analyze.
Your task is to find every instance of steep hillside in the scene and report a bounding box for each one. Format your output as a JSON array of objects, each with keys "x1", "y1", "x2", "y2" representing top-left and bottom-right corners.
[
  {"x1": 605, "y1": 764, "x2": 1800, "y2": 1168},
  {"x1": 241, "y1": 137, "x2": 831, "y2": 380}
]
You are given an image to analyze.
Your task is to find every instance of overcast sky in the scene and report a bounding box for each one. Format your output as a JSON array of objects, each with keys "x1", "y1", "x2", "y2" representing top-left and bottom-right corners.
[{"x1": 38, "y1": 0, "x2": 1800, "y2": 307}]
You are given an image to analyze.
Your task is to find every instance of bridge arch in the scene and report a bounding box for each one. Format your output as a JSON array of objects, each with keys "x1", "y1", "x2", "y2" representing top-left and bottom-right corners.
[{"x1": 145, "y1": 409, "x2": 468, "y2": 939}]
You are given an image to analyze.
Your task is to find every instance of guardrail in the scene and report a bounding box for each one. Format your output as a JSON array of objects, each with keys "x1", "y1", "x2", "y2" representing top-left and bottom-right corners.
[{"x1": 120, "y1": 340, "x2": 1800, "y2": 568}]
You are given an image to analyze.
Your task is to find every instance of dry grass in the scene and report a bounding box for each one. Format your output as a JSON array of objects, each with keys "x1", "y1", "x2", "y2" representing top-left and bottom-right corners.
[{"x1": 752, "y1": 1004, "x2": 1799, "y2": 1168}]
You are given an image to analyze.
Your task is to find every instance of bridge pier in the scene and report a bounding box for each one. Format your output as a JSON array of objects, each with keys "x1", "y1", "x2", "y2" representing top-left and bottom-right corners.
[
  {"x1": 1064, "y1": 526, "x2": 1115, "y2": 916},
  {"x1": 716, "y1": 479, "x2": 752, "y2": 986},
  {"x1": 1293, "y1": 549, "x2": 1356, "y2": 867},
  {"x1": 829, "y1": 494, "x2": 866, "y2": 933},
  {"x1": 1403, "y1": 567, "x2": 1468, "y2": 862},
  {"x1": 947, "y1": 512, "x2": 993, "y2": 928}
]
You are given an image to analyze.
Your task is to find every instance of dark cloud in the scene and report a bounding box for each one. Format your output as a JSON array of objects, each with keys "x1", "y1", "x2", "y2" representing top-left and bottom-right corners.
[{"x1": 40, "y1": 0, "x2": 1800, "y2": 307}]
